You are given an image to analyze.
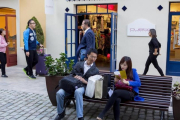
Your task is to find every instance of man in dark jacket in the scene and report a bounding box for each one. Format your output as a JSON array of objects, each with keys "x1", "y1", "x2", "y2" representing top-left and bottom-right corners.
[
  {"x1": 23, "y1": 19, "x2": 43, "y2": 79},
  {"x1": 76, "y1": 19, "x2": 95, "y2": 61},
  {"x1": 55, "y1": 48, "x2": 99, "y2": 120}
]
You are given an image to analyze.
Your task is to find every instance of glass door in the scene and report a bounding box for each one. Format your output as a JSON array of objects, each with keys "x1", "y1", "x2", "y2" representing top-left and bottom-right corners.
[
  {"x1": 110, "y1": 12, "x2": 117, "y2": 72},
  {"x1": 65, "y1": 13, "x2": 78, "y2": 65},
  {"x1": 167, "y1": 13, "x2": 180, "y2": 76}
]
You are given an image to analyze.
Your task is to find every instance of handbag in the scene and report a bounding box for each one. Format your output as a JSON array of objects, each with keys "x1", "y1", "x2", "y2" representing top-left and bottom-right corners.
[
  {"x1": 95, "y1": 77, "x2": 103, "y2": 99},
  {"x1": 79, "y1": 49, "x2": 86, "y2": 61},
  {"x1": 59, "y1": 75, "x2": 84, "y2": 94},
  {"x1": 103, "y1": 74, "x2": 112, "y2": 98},
  {"x1": 115, "y1": 79, "x2": 133, "y2": 91}
]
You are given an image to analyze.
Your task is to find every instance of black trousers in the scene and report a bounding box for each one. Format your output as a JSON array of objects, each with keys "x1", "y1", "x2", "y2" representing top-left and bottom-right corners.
[
  {"x1": 0, "y1": 52, "x2": 7, "y2": 75},
  {"x1": 143, "y1": 54, "x2": 164, "y2": 76},
  {"x1": 24, "y1": 50, "x2": 38, "y2": 75},
  {"x1": 98, "y1": 89, "x2": 135, "y2": 120}
]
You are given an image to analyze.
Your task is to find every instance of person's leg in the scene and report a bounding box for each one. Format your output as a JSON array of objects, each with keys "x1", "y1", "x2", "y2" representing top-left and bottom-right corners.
[
  {"x1": 143, "y1": 55, "x2": 152, "y2": 75},
  {"x1": 56, "y1": 89, "x2": 71, "y2": 114},
  {"x1": 32, "y1": 50, "x2": 38, "y2": 67},
  {"x1": 0, "y1": 53, "x2": 6, "y2": 75},
  {"x1": 150, "y1": 55, "x2": 164, "y2": 76},
  {"x1": 24, "y1": 51, "x2": 29, "y2": 73},
  {"x1": 74, "y1": 87, "x2": 85, "y2": 118},
  {"x1": 113, "y1": 98, "x2": 121, "y2": 120},
  {"x1": 98, "y1": 90, "x2": 133, "y2": 119},
  {"x1": 27, "y1": 50, "x2": 34, "y2": 76}
]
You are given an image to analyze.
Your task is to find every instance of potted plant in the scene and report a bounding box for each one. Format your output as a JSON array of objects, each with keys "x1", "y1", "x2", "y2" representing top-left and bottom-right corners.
[
  {"x1": 172, "y1": 81, "x2": 180, "y2": 120},
  {"x1": 45, "y1": 53, "x2": 74, "y2": 106}
]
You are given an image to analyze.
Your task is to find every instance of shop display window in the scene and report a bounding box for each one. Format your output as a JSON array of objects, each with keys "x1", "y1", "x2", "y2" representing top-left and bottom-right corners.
[
  {"x1": 77, "y1": 6, "x2": 86, "y2": 13},
  {"x1": 170, "y1": 3, "x2": 180, "y2": 12},
  {"x1": 87, "y1": 5, "x2": 96, "y2": 13}
]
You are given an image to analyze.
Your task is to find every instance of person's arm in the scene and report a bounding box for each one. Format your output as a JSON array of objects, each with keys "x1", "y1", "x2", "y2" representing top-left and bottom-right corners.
[
  {"x1": 23, "y1": 30, "x2": 29, "y2": 52},
  {"x1": 85, "y1": 33, "x2": 94, "y2": 56},
  {"x1": 152, "y1": 38, "x2": 159, "y2": 55},
  {"x1": 129, "y1": 69, "x2": 141, "y2": 87},
  {"x1": 0, "y1": 37, "x2": 7, "y2": 48}
]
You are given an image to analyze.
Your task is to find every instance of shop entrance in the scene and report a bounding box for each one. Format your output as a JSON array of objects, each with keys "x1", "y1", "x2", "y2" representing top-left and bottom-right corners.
[
  {"x1": 0, "y1": 8, "x2": 17, "y2": 67},
  {"x1": 65, "y1": 4, "x2": 118, "y2": 72}
]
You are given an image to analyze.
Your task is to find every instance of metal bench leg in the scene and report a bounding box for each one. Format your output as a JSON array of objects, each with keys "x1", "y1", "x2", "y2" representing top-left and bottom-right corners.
[
  {"x1": 160, "y1": 111, "x2": 165, "y2": 120},
  {"x1": 72, "y1": 100, "x2": 76, "y2": 110}
]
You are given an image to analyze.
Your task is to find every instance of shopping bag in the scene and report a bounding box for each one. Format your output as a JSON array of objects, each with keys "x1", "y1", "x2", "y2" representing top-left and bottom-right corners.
[
  {"x1": 85, "y1": 75, "x2": 103, "y2": 98},
  {"x1": 95, "y1": 77, "x2": 103, "y2": 99}
]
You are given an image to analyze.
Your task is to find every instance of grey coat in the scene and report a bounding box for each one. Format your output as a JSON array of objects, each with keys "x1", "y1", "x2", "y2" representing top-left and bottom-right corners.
[{"x1": 71, "y1": 61, "x2": 99, "y2": 83}]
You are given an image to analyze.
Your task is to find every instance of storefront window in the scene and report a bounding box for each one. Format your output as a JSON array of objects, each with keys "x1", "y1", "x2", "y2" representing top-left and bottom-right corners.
[
  {"x1": 97, "y1": 5, "x2": 108, "y2": 13},
  {"x1": 77, "y1": 6, "x2": 86, "y2": 13},
  {"x1": 87, "y1": 5, "x2": 96, "y2": 13},
  {"x1": 170, "y1": 3, "x2": 180, "y2": 12},
  {"x1": 108, "y1": 4, "x2": 118, "y2": 13},
  {"x1": 169, "y1": 15, "x2": 180, "y2": 61}
]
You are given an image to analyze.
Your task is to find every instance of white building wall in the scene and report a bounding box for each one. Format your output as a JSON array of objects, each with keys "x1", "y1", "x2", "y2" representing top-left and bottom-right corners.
[{"x1": 46, "y1": 0, "x2": 180, "y2": 75}]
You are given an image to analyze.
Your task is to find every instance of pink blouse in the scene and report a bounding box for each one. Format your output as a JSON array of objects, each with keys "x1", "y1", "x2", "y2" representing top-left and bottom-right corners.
[{"x1": 0, "y1": 35, "x2": 7, "y2": 53}]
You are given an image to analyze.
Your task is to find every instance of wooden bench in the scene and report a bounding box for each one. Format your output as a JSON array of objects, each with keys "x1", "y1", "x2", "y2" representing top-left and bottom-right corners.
[{"x1": 65, "y1": 74, "x2": 172, "y2": 120}]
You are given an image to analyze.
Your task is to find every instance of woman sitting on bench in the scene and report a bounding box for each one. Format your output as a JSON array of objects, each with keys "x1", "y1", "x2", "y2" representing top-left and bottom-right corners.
[{"x1": 97, "y1": 56, "x2": 142, "y2": 120}]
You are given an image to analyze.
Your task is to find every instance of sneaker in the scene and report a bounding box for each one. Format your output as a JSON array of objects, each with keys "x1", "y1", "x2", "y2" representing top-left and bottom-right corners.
[
  {"x1": 54, "y1": 109, "x2": 65, "y2": 120},
  {"x1": 23, "y1": 68, "x2": 29, "y2": 76},
  {"x1": 78, "y1": 117, "x2": 84, "y2": 120},
  {"x1": 1, "y1": 75, "x2": 8, "y2": 78},
  {"x1": 28, "y1": 75, "x2": 36, "y2": 79}
]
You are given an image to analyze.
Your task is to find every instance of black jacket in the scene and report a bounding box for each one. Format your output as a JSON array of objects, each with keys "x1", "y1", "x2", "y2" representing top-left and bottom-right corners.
[
  {"x1": 71, "y1": 61, "x2": 99, "y2": 82},
  {"x1": 148, "y1": 38, "x2": 161, "y2": 54}
]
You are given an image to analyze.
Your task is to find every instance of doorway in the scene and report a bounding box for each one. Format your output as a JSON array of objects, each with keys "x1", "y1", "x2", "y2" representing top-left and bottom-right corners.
[
  {"x1": 76, "y1": 4, "x2": 118, "y2": 72},
  {"x1": 167, "y1": 3, "x2": 180, "y2": 76},
  {"x1": 0, "y1": 8, "x2": 17, "y2": 67}
]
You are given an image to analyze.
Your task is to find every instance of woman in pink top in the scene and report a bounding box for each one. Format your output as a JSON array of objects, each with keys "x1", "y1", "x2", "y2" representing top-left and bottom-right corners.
[{"x1": 0, "y1": 29, "x2": 8, "y2": 77}]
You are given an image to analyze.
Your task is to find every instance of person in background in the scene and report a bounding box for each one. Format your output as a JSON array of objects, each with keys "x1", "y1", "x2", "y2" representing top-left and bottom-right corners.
[
  {"x1": 97, "y1": 56, "x2": 142, "y2": 120},
  {"x1": 0, "y1": 29, "x2": 9, "y2": 77},
  {"x1": 23, "y1": 19, "x2": 43, "y2": 79},
  {"x1": 143, "y1": 29, "x2": 164, "y2": 76},
  {"x1": 55, "y1": 48, "x2": 99, "y2": 120},
  {"x1": 76, "y1": 19, "x2": 95, "y2": 61}
]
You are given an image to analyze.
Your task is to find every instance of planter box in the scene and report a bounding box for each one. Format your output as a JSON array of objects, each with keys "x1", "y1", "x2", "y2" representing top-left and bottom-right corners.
[
  {"x1": 46, "y1": 76, "x2": 63, "y2": 106},
  {"x1": 173, "y1": 96, "x2": 180, "y2": 120}
]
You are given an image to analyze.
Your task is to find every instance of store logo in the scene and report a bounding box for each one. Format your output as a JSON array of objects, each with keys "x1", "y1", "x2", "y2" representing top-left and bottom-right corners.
[{"x1": 130, "y1": 28, "x2": 150, "y2": 32}]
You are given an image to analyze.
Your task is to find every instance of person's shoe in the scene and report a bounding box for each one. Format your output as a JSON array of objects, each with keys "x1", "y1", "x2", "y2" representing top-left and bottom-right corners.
[
  {"x1": 96, "y1": 117, "x2": 102, "y2": 120},
  {"x1": 1, "y1": 75, "x2": 8, "y2": 78},
  {"x1": 28, "y1": 75, "x2": 36, "y2": 79},
  {"x1": 78, "y1": 117, "x2": 84, "y2": 120},
  {"x1": 23, "y1": 68, "x2": 29, "y2": 76},
  {"x1": 54, "y1": 109, "x2": 65, "y2": 120}
]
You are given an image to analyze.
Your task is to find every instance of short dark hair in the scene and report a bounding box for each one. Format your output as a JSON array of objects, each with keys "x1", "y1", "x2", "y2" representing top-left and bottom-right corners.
[
  {"x1": 150, "y1": 29, "x2": 157, "y2": 38},
  {"x1": 87, "y1": 48, "x2": 98, "y2": 55},
  {"x1": 83, "y1": 19, "x2": 90, "y2": 27},
  {"x1": 27, "y1": 19, "x2": 34, "y2": 26}
]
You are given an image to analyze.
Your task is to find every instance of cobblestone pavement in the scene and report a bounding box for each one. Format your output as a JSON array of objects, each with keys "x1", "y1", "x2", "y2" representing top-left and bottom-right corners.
[
  {"x1": 0, "y1": 89, "x2": 174, "y2": 120},
  {"x1": 0, "y1": 66, "x2": 175, "y2": 120}
]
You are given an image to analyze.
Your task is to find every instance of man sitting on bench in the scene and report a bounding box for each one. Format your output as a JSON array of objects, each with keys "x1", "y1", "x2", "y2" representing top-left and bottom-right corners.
[{"x1": 55, "y1": 48, "x2": 99, "y2": 120}]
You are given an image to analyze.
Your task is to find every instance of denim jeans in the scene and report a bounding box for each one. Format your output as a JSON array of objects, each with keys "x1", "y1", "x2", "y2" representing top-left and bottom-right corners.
[{"x1": 56, "y1": 87, "x2": 85, "y2": 118}]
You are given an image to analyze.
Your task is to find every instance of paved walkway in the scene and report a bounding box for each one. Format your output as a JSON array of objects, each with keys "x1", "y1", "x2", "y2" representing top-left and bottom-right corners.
[{"x1": 0, "y1": 66, "x2": 175, "y2": 120}]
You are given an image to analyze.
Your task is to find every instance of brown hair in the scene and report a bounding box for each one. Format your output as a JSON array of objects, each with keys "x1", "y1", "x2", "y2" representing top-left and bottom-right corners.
[
  {"x1": 119, "y1": 56, "x2": 133, "y2": 80},
  {"x1": 149, "y1": 29, "x2": 157, "y2": 38}
]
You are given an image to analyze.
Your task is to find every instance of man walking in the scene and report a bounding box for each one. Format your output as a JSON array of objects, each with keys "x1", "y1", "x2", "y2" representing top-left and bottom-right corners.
[
  {"x1": 77, "y1": 19, "x2": 95, "y2": 61},
  {"x1": 23, "y1": 19, "x2": 43, "y2": 79},
  {"x1": 55, "y1": 48, "x2": 99, "y2": 120}
]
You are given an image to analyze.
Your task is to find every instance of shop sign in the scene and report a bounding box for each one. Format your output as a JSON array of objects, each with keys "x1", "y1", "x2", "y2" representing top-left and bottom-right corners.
[
  {"x1": 45, "y1": 0, "x2": 54, "y2": 14},
  {"x1": 127, "y1": 19, "x2": 155, "y2": 36}
]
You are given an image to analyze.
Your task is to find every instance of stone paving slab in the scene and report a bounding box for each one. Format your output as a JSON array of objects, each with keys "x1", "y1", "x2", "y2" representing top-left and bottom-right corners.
[{"x1": 0, "y1": 89, "x2": 174, "y2": 120}]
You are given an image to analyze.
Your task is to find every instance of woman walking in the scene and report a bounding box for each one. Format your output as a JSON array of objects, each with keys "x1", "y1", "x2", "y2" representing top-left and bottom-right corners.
[
  {"x1": 0, "y1": 29, "x2": 8, "y2": 77},
  {"x1": 97, "y1": 56, "x2": 143, "y2": 120},
  {"x1": 143, "y1": 29, "x2": 164, "y2": 76}
]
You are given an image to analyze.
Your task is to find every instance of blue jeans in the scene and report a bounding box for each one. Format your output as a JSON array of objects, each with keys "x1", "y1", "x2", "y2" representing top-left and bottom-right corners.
[{"x1": 56, "y1": 87, "x2": 85, "y2": 118}]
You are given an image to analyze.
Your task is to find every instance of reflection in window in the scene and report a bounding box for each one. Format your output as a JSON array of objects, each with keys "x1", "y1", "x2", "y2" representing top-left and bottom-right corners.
[
  {"x1": 170, "y1": 3, "x2": 180, "y2": 12},
  {"x1": 77, "y1": 6, "x2": 86, "y2": 13},
  {"x1": 170, "y1": 15, "x2": 180, "y2": 61},
  {"x1": 97, "y1": 5, "x2": 108, "y2": 13},
  {"x1": 87, "y1": 5, "x2": 96, "y2": 13}
]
